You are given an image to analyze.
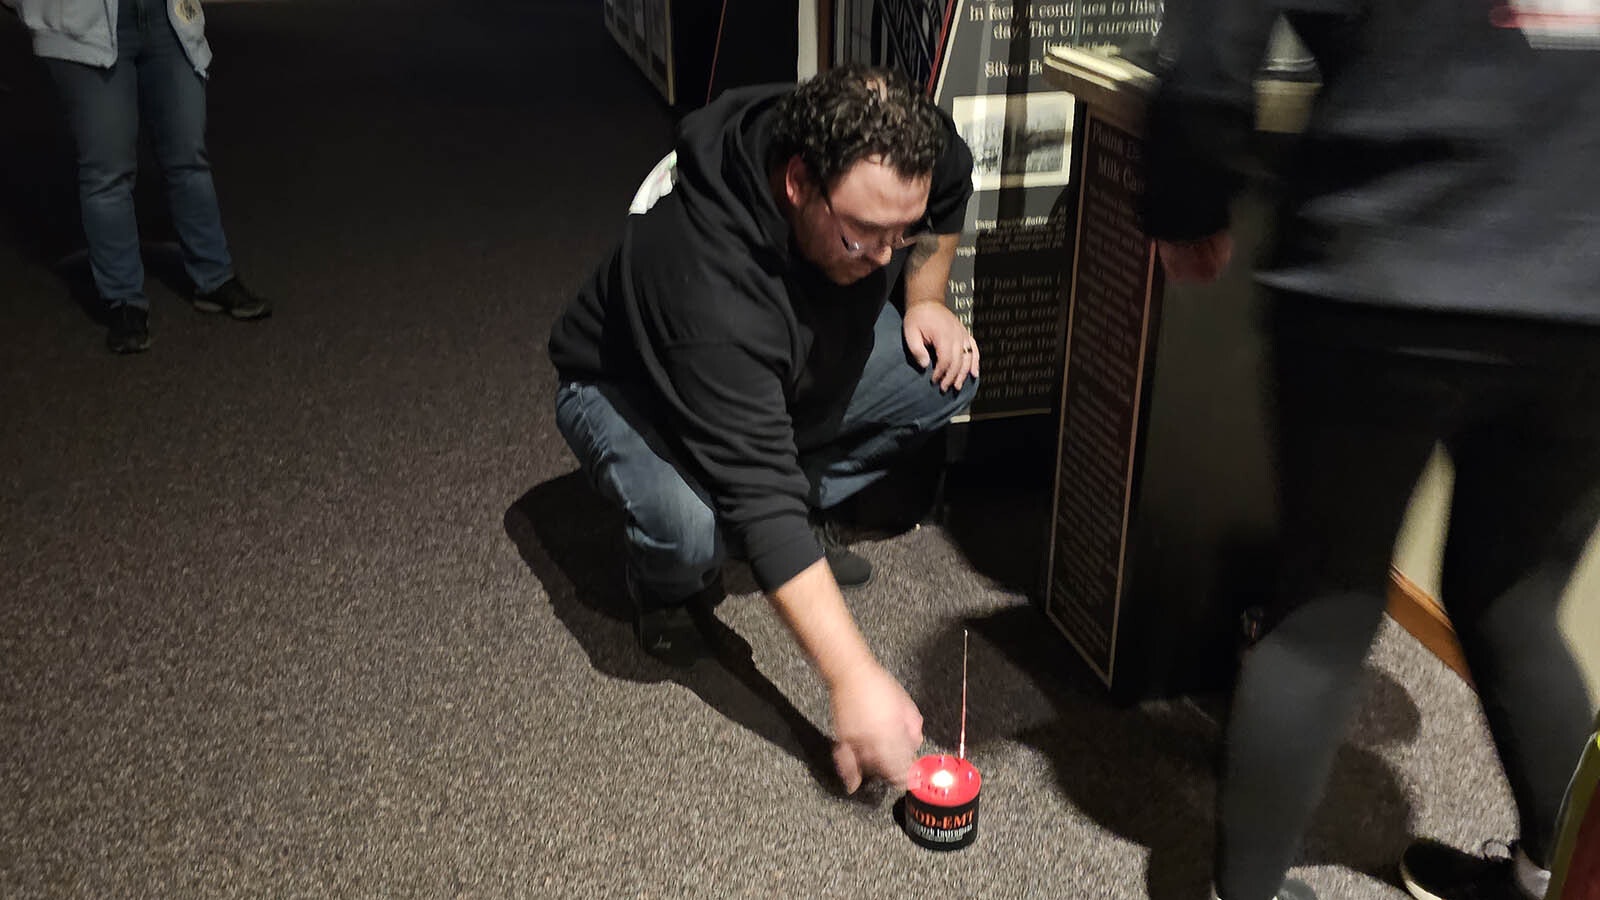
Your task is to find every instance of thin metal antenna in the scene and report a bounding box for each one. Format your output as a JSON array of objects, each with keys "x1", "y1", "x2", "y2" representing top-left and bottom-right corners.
[{"x1": 958, "y1": 628, "x2": 969, "y2": 760}]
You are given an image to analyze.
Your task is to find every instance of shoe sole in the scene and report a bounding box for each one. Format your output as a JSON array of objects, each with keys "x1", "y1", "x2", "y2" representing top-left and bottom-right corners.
[{"x1": 192, "y1": 299, "x2": 271, "y2": 320}]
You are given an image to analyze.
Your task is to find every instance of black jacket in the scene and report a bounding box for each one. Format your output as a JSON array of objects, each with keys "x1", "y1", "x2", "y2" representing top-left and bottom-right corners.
[
  {"x1": 549, "y1": 85, "x2": 973, "y2": 592},
  {"x1": 1142, "y1": 0, "x2": 1600, "y2": 323}
]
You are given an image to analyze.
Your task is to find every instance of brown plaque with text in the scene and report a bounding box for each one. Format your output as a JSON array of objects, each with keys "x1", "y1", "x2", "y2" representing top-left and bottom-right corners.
[{"x1": 1045, "y1": 109, "x2": 1161, "y2": 685}]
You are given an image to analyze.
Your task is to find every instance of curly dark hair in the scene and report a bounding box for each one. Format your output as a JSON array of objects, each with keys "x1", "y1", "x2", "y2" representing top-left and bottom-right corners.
[{"x1": 767, "y1": 64, "x2": 946, "y2": 189}]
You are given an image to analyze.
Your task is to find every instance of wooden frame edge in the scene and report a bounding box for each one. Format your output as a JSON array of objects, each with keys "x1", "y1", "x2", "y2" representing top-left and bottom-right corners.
[{"x1": 1386, "y1": 566, "x2": 1473, "y2": 685}]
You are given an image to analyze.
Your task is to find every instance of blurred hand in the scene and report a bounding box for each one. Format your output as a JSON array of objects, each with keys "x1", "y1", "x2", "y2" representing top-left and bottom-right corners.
[
  {"x1": 903, "y1": 301, "x2": 979, "y2": 392},
  {"x1": 829, "y1": 662, "x2": 924, "y2": 793},
  {"x1": 1157, "y1": 231, "x2": 1234, "y2": 284}
]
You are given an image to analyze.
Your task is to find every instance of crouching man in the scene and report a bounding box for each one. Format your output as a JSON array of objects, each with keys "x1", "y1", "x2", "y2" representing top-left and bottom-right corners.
[{"x1": 548, "y1": 65, "x2": 977, "y2": 791}]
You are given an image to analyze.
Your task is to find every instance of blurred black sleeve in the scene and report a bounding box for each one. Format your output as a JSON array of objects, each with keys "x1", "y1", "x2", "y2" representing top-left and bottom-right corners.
[{"x1": 1139, "y1": 0, "x2": 1284, "y2": 241}]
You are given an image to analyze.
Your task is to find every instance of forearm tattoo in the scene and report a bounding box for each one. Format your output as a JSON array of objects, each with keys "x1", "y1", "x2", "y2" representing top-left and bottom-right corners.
[{"x1": 906, "y1": 233, "x2": 939, "y2": 277}]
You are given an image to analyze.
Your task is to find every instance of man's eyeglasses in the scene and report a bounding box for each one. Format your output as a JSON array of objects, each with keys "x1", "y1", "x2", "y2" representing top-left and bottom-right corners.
[{"x1": 822, "y1": 192, "x2": 931, "y2": 257}]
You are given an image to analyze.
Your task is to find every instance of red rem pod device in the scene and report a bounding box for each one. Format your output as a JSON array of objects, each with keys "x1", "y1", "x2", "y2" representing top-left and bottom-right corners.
[{"x1": 903, "y1": 630, "x2": 982, "y2": 851}]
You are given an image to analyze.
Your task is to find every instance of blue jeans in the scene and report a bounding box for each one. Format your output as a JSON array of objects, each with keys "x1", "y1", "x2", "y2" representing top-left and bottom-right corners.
[
  {"x1": 555, "y1": 301, "x2": 976, "y2": 602},
  {"x1": 45, "y1": 0, "x2": 233, "y2": 309}
]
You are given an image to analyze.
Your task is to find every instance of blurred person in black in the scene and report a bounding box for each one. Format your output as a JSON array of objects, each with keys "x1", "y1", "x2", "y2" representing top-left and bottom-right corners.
[{"x1": 1142, "y1": 1, "x2": 1600, "y2": 899}]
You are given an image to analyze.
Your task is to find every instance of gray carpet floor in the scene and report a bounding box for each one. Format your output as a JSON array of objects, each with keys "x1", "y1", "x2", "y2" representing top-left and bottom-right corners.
[{"x1": 0, "y1": 2, "x2": 1518, "y2": 897}]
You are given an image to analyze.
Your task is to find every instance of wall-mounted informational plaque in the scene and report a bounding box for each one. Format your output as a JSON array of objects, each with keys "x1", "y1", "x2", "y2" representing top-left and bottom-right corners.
[
  {"x1": 1038, "y1": 45, "x2": 1297, "y2": 700},
  {"x1": 1045, "y1": 105, "x2": 1162, "y2": 684}
]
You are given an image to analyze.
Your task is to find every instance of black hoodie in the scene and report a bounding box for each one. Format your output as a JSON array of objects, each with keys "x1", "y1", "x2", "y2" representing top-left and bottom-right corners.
[
  {"x1": 1142, "y1": 0, "x2": 1600, "y2": 324},
  {"x1": 549, "y1": 84, "x2": 973, "y2": 592}
]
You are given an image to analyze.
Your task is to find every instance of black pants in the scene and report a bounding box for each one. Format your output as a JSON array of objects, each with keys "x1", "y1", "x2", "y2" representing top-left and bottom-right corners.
[{"x1": 1216, "y1": 299, "x2": 1600, "y2": 900}]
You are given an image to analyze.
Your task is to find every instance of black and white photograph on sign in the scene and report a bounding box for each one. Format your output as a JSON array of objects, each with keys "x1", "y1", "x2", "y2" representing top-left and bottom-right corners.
[{"x1": 951, "y1": 92, "x2": 1075, "y2": 191}]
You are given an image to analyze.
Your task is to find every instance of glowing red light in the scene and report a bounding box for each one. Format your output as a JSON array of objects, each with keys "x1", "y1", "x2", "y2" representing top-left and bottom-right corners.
[{"x1": 908, "y1": 754, "x2": 981, "y2": 806}]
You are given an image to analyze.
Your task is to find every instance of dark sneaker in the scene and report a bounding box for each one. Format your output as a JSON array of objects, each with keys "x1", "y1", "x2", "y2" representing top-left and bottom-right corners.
[
  {"x1": 1401, "y1": 840, "x2": 1544, "y2": 900},
  {"x1": 193, "y1": 277, "x2": 270, "y2": 320},
  {"x1": 105, "y1": 305, "x2": 152, "y2": 354},
  {"x1": 810, "y1": 512, "x2": 873, "y2": 588},
  {"x1": 626, "y1": 571, "x2": 713, "y2": 668}
]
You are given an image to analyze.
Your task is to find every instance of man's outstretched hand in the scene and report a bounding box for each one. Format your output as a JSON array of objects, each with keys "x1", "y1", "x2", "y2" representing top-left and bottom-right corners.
[
  {"x1": 829, "y1": 660, "x2": 924, "y2": 794},
  {"x1": 765, "y1": 559, "x2": 923, "y2": 794}
]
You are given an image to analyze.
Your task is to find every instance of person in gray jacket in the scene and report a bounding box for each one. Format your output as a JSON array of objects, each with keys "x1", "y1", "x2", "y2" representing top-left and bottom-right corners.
[{"x1": 4, "y1": 0, "x2": 269, "y2": 352}]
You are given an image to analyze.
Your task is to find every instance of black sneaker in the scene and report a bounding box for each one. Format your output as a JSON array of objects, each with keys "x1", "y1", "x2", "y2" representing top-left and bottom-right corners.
[
  {"x1": 105, "y1": 305, "x2": 152, "y2": 354},
  {"x1": 193, "y1": 276, "x2": 271, "y2": 320},
  {"x1": 626, "y1": 571, "x2": 713, "y2": 668},
  {"x1": 1401, "y1": 839, "x2": 1544, "y2": 900},
  {"x1": 810, "y1": 512, "x2": 873, "y2": 588}
]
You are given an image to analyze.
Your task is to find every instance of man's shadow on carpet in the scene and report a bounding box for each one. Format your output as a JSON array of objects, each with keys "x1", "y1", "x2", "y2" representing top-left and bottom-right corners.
[{"x1": 505, "y1": 471, "x2": 869, "y2": 800}]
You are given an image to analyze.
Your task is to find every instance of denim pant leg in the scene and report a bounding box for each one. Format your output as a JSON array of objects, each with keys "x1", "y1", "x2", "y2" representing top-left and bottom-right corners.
[
  {"x1": 802, "y1": 301, "x2": 978, "y2": 509},
  {"x1": 554, "y1": 381, "x2": 727, "y2": 603},
  {"x1": 45, "y1": 56, "x2": 146, "y2": 307},
  {"x1": 138, "y1": 6, "x2": 233, "y2": 293}
]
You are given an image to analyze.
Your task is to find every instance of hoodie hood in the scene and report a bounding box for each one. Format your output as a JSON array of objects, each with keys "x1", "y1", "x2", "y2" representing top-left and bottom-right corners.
[{"x1": 671, "y1": 85, "x2": 793, "y2": 274}]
